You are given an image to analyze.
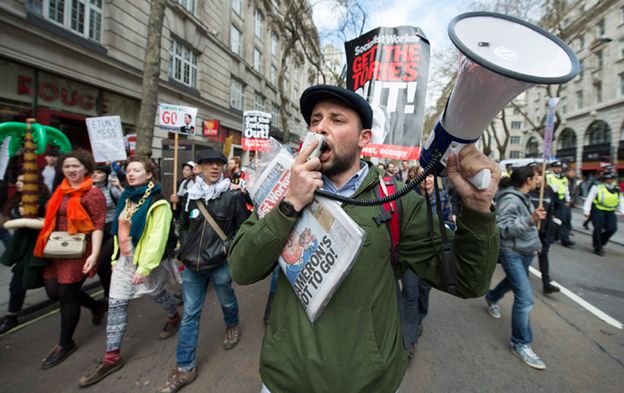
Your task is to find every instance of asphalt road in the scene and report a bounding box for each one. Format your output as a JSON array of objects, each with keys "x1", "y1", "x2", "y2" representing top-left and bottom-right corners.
[{"x1": 0, "y1": 229, "x2": 622, "y2": 393}]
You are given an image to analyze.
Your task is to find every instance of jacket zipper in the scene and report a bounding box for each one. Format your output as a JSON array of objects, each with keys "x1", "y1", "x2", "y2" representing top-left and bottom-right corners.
[{"x1": 196, "y1": 220, "x2": 206, "y2": 270}]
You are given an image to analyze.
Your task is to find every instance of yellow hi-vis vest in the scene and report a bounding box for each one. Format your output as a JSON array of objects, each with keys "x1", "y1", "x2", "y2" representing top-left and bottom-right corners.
[
  {"x1": 546, "y1": 173, "x2": 568, "y2": 200},
  {"x1": 593, "y1": 184, "x2": 620, "y2": 212}
]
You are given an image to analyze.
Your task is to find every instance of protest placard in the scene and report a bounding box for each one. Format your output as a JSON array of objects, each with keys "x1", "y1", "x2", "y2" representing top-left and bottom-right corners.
[
  {"x1": 158, "y1": 104, "x2": 198, "y2": 135},
  {"x1": 345, "y1": 26, "x2": 430, "y2": 160},
  {"x1": 242, "y1": 111, "x2": 272, "y2": 151},
  {"x1": 85, "y1": 116, "x2": 127, "y2": 162}
]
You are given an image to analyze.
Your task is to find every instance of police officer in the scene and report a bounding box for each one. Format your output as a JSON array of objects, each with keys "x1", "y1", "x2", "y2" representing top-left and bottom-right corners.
[
  {"x1": 546, "y1": 161, "x2": 574, "y2": 247},
  {"x1": 582, "y1": 171, "x2": 624, "y2": 256}
]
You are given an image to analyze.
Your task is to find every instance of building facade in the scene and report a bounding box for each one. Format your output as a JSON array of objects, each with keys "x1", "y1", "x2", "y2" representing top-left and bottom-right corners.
[
  {"x1": 0, "y1": 0, "x2": 320, "y2": 191},
  {"x1": 519, "y1": 0, "x2": 624, "y2": 177}
]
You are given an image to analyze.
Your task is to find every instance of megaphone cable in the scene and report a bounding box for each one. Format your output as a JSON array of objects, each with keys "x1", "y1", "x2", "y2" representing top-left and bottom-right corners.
[{"x1": 313, "y1": 151, "x2": 441, "y2": 206}]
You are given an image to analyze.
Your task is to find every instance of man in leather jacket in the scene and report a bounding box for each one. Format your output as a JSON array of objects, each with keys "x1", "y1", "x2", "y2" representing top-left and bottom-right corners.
[{"x1": 159, "y1": 148, "x2": 250, "y2": 393}]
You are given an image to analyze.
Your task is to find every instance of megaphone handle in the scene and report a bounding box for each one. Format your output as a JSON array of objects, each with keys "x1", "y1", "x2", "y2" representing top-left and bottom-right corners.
[
  {"x1": 467, "y1": 168, "x2": 491, "y2": 190},
  {"x1": 439, "y1": 141, "x2": 492, "y2": 190}
]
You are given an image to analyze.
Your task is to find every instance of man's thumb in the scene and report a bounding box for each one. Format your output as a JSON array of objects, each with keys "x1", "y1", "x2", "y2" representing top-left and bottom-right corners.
[{"x1": 446, "y1": 153, "x2": 460, "y2": 179}]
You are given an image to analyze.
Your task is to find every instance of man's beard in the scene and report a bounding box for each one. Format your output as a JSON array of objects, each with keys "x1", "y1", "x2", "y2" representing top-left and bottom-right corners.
[{"x1": 322, "y1": 145, "x2": 360, "y2": 179}]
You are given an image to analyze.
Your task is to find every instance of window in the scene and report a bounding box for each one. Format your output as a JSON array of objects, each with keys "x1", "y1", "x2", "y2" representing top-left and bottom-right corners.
[
  {"x1": 597, "y1": 18, "x2": 605, "y2": 36},
  {"x1": 254, "y1": 93, "x2": 264, "y2": 111},
  {"x1": 271, "y1": 32, "x2": 278, "y2": 56},
  {"x1": 578, "y1": 35, "x2": 584, "y2": 50},
  {"x1": 511, "y1": 121, "x2": 522, "y2": 130},
  {"x1": 576, "y1": 91, "x2": 583, "y2": 109},
  {"x1": 619, "y1": 73, "x2": 624, "y2": 96},
  {"x1": 178, "y1": 0, "x2": 194, "y2": 13},
  {"x1": 596, "y1": 50, "x2": 603, "y2": 69},
  {"x1": 292, "y1": 66, "x2": 299, "y2": 101},
  {"x1": 28, "y1": 0, "x2": 103, "y2": 42},
  {"x1": 270, "y1": 65, "x2": 277, "y2": 85},
  {"x1": 272, "y1": 103, "x2": 281, "y2": 128},
  {"x1": 561, "y1": 97, "x2": 568, "y2": 114},
  {"x1": 594, "y1": 81, "x2": 602, "y2": 103},
  {"x1": 587, "y1": 120, "x2": 611, "y2": 145},
  {"x1": 230, "y1": 25, "x2": 241, "y2": 55},
  {"x1": 558, "y1": 128, "x2": 577, "y2": 149},
  {"x1": 620, "y1": 39, "x2": 624, "y2": 57},
  {"x1": 510, "y1": 136, "x2": 521, "y2": 144},
  {"x1": 255, "y1": 9, "x2": 263, "y2": 38},
  {"x1": 253, "y1": 48, "x2": 262, "y2": 72},
  {"x1": 513, "y1": 107, "x2": 520, "y2": 115},
  {"x1": 230, "y1": 79, "x2": 244, "y2": 110},
  {"x1": 169, "y1": 39, "x2": 197, "y2": 87},
  {"x1": 534, "y1": 107, "x2": 541, "y2": 122},
  {"x1": 510, "y1": 151, "x2": 521, "y2": 159},
  {"x1": 232, "y1": 0, "x2": 242, "y2": 15},
  {"x1": 579, "y1": 59, "x2": 584, "y2": 79}
]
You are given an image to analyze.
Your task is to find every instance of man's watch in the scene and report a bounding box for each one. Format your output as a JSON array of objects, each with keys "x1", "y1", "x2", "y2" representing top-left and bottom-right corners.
[{"x1": 278, "y1": 199, "x2": 301, "y2": 218}]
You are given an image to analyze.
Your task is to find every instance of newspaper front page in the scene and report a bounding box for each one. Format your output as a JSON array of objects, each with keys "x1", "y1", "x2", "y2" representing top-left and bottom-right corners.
[{"x1": 249, "y1": 151, "x2": 366, "y2": 322}]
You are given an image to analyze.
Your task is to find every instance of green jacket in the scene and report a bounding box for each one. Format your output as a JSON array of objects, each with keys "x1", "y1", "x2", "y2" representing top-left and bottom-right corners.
[
  {"x1": 112, "y1": 199, "x2": 172, "y2": 276},
  {"x1": 229, "y1": 165, "x2": 499, "y2": 393}
]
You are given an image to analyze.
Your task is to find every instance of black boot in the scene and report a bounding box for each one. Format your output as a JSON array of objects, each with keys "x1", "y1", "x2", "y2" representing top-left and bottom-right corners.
[
  {"x1": 543, "y1": 283, "x2": 560, "y2": 294},
  {"x1": 0, "y1": 315, "x2": 19, "y2": 334}
]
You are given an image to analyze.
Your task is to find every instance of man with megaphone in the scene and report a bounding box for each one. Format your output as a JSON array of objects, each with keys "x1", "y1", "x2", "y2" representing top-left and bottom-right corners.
[{"x1": 229, "y1": 85, "x2": 500, "y2": 393}]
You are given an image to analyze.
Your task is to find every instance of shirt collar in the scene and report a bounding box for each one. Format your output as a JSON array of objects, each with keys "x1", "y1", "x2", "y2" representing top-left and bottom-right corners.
[{"x1": 321, "y1": 161, "x2": 369, "y2": 197}]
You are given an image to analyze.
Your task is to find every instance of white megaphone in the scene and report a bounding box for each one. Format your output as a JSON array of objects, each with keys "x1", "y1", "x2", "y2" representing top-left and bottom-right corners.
[{"x1": 419, "y1": 12, "x2": 580, "y2": 189}]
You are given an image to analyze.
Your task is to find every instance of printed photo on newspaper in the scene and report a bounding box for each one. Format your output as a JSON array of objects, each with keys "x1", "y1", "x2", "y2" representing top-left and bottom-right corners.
[{"x1": 248, "y1": 149, "x2": 366, "y2": 322}]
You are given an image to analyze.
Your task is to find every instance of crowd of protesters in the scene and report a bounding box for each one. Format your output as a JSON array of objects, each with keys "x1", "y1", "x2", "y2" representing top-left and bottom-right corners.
[{"x1": 0, "y1": 84, "x2": 622, "y2": 392}]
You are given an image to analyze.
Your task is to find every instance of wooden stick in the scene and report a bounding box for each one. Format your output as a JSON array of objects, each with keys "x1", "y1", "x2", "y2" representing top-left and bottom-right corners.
[
  {"x1": 537, "y1": 160, "x2": 547, "y2": 230},
  {"x1": 172, "y1": 132, "x2": 179, "y2": 210}
]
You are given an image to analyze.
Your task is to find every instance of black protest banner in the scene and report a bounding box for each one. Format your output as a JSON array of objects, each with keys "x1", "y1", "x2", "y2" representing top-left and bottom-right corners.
[{"x1": 345, "y1": 26, "x2": 430, "y2": 159}]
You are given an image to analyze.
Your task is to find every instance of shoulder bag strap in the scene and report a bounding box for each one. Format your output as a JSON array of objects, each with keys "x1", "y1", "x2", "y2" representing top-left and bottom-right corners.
[{"x1": 196, "y1": 200, "x2": 228, "y2": 241}]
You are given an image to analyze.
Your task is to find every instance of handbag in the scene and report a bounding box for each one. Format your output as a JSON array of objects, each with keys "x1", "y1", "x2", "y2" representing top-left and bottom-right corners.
[{"x1": 43, "y1": 231, "x2": 87, "y2": 258}]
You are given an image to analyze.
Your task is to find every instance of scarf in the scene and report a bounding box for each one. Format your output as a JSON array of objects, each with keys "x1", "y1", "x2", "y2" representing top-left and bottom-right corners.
[
  {"x1": 185, "y1": 176, "x2": 230, "y2": 211},
  {"x1": 34, "y1": 177, "x2": 95, "y2": 257},
  {"x1": 111, "y1": 181, "x2": 161, "y2": 248}
]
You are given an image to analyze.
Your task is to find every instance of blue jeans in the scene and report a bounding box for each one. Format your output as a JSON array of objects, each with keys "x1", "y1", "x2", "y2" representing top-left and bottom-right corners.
[
  {"x1": 176, "y1": 263, "x2": 239, "y2": 369},
  {"x1": 486, "y1": 249, "x2": 535, "y2": 345}
]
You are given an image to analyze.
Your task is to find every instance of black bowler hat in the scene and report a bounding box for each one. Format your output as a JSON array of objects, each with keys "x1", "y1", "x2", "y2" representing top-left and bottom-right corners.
[
  {"x1": 196, "y1": 148, "x2": 227, "y2": 164},
  {"x1": 95, "y1": 164, "x2": 111, "y2": 175},
  {"x1": 300, "y1": 85, "x2": 373, "y2": 129}
]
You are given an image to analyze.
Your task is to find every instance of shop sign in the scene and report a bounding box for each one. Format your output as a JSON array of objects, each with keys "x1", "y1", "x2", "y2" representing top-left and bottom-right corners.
[
  {"x1": 16, "y1": 72, "x2": 98, "y2": 116},
  {"x1": 203, "y1": 119, "x2": 219, "y2": 136}
]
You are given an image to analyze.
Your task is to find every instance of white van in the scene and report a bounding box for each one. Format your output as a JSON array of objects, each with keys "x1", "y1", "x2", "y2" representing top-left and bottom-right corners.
[{"x1": 499, "y1": 158, "x2": 545, "y2": 173}]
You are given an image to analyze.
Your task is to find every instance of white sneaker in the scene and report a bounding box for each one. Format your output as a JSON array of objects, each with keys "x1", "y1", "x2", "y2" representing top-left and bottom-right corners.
[
  {"x1": 485, "y1": 298, "x2": 501, "y2": 319},
  {"x1": 510, "y1": 343, "x2": 546, "y2": 370}
]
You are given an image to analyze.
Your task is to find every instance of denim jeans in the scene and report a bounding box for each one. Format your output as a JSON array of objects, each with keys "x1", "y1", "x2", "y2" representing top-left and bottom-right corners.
[
  {"x1": 486, "y1": 249, "x2": 535, "y2": 345},
  {"x1": 176, "y1": 263, "x2": 239, "y2": 369}
]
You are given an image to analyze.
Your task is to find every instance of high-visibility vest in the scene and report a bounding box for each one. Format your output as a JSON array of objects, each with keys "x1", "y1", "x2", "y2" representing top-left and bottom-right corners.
[
  {"x1": 546, "y1": 173, "x2": 568, "y2": 200},
  {"x1": 593, "y1": 184, "x2": 620, "y2": 212}
]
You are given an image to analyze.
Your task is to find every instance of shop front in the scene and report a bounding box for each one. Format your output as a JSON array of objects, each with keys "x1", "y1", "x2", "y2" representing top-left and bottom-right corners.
[
  {"x1": 580, "y1": 143, "x2": 611, "y2": 176},
  {"x1": 0, "y1": 57, "x2": 139, "y2": 172}
]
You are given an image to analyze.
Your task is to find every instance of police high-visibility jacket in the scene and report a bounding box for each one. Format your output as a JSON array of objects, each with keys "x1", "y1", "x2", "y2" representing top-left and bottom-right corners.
[
  {"x1": 593, "y1": 184, "x2": 620, "y2": 211},
  {"x1": 546, "y1": 172, "x2": 569, "y2": 201}
]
